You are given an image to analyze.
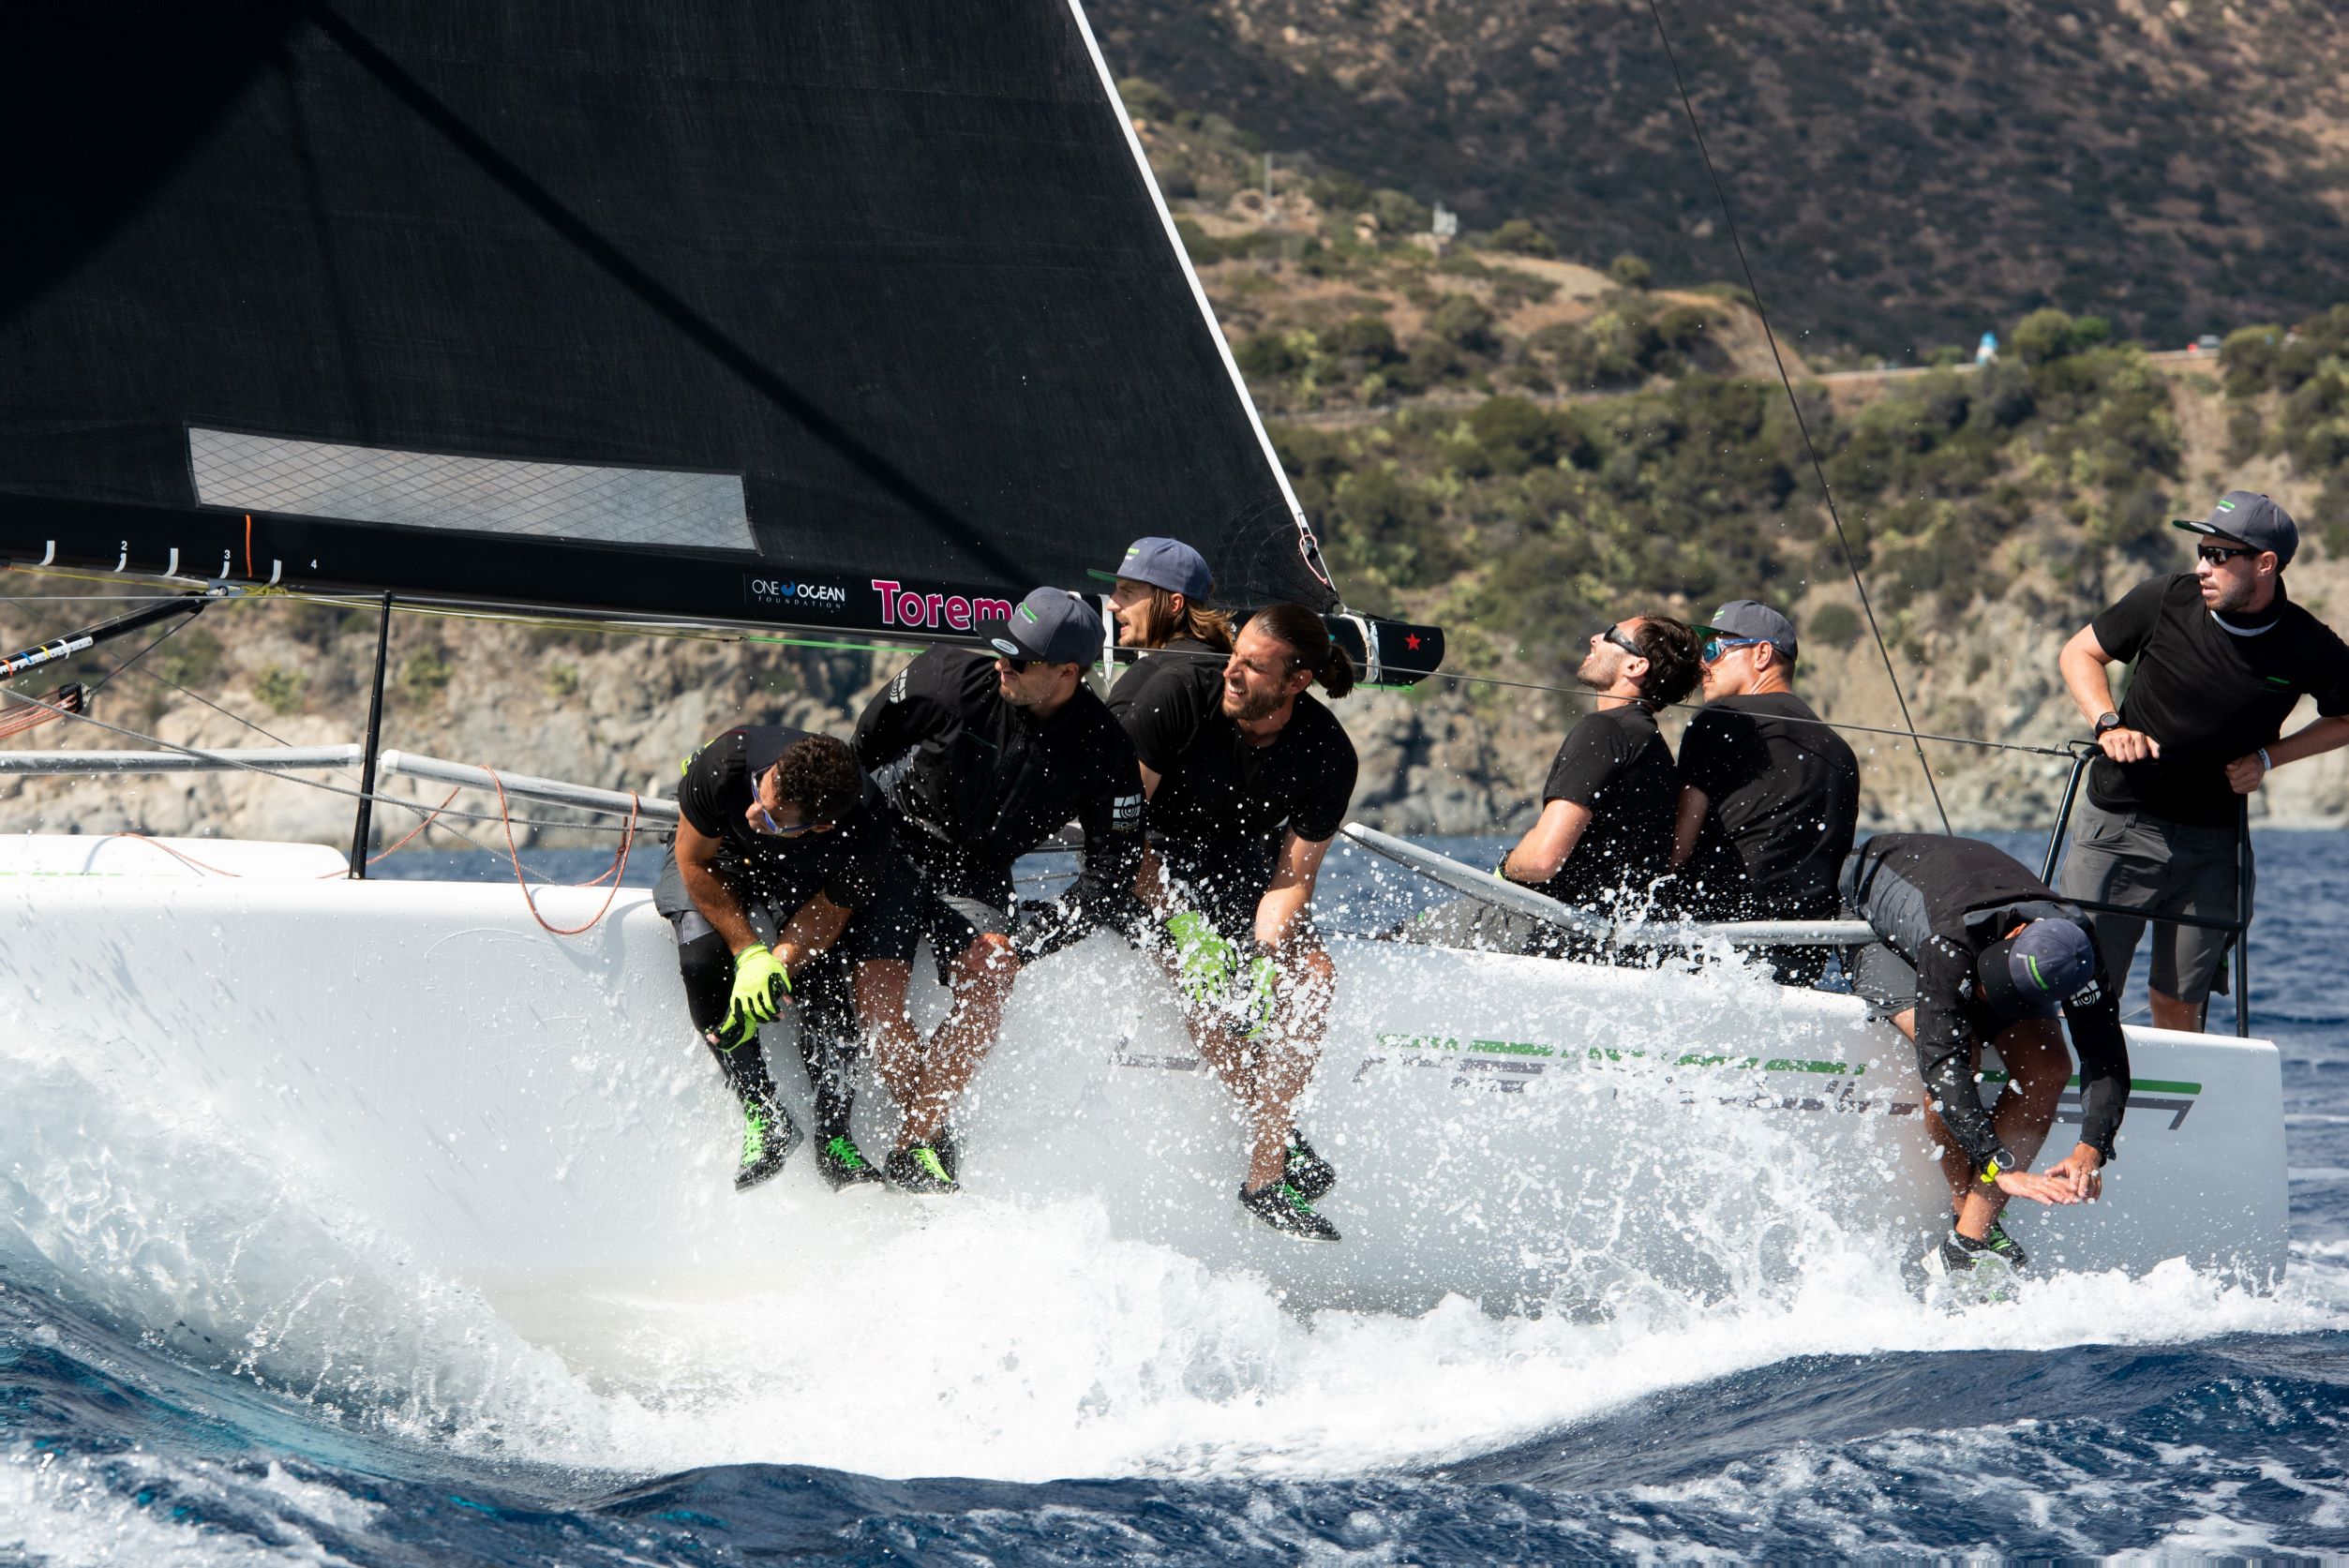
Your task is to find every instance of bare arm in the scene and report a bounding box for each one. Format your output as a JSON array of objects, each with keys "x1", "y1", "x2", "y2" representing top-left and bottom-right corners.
[
  {"x1": 1502, "y1": 798, "x2": 1592, "y2": 886},
  {"x1": 2059, "y1": 624, "x2": 2160, "y2": 762},
  {"x1": 2227, "y1": 712, "x2": 2349, "y2": 793},
  {"x1": 1255, "y1": 829, "x2": 1331, "y2": 950},
  {"x1": 1670, "y1": 785, "x2": 1709, "y2": 869},
  {"x1": 774, "y1": 893, "x2": 851, "y2": 977},
  {"x1": 676, "y1": 816, "x2": 760, "y2": 954}
]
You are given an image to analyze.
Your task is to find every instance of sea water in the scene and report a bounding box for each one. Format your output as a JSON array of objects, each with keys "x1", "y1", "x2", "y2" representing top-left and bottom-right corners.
[{"x1": 3, "y1": 830, "x2": 2344, "y2": 1561}]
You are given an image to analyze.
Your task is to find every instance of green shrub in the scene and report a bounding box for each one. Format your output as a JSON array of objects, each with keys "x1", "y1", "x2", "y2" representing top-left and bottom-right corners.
[
  {"x1": 1489, "y1": 218, "x2": 1558, "y2": 258},
  {"x1": 546, "y1": 663, "x2": 580, "y2": 699},
  {"x1": 1608, "y1": 253, "x2": 1653, "y2": 290},
  {"x1": 253, "y1": 665, "x2": 305, "y2": 716},
  {"x1": 1429, "y1": 294, "x2": 1499, "y2": 352},
  {"x1": 399, "y1": 645, "x2": 454, "y2": 705}
]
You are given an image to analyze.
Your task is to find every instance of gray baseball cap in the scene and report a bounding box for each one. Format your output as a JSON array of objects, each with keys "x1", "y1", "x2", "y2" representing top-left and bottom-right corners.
[
  {"x1": 2174, "y1": 490, "x2": 2298, "y2": 568},
  {"x1": 1697, "y1": 599, "x2": 1798, "y2": 662},
  {"x1": 976, "y1": 587, "x2": 1104, "y2": 666},
  {"x1": 1087, "y1": 536, "x2": 1214, "y2": 599}
]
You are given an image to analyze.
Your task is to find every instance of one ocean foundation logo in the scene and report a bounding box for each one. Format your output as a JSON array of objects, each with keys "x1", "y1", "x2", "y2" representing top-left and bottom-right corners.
[{"x1": 745, "y1": 575, "x2": 848, "y2": 612}]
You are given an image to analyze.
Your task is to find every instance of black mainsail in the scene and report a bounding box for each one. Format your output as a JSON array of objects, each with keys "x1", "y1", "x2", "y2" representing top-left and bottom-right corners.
[{"x1": 0, "y1": 2, "x2": 1439, "y2": 679}]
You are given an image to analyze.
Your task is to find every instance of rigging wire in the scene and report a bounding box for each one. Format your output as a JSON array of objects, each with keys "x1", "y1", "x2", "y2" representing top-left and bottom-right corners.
[{"x1": 1641, "y1": 0, "x2": 1954, "y2": 834}]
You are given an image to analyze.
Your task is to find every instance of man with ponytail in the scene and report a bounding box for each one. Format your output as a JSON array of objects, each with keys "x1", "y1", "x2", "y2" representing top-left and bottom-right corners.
[{"x1": 1113, "y1": 602, "x2": 1360, "y2": 1241}]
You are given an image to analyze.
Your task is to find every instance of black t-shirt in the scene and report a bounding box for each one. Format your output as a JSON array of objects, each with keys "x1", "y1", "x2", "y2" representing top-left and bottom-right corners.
[
  {"x1": 2090, "y1": 574, "x2": 2349, "y2": 827},
  {"x1": 674, "y1": 725, "x2": 890, "y2": 914},
  {"x1": 852, "y1": 647, "x2": 1145, "y2": 905},
  {"x1": 1528, "y1": 705, "x2": 1678, "y2": 909},
  {"x1": 1105, "y1": 635, "x2": 1227, "y2": 721},
  {"x1": 1676, "y1": 690, "x2": 1860, "y2": 918},
  {"x1": 1117, "y1": 653, "x2": 1358, "y2": 909}
]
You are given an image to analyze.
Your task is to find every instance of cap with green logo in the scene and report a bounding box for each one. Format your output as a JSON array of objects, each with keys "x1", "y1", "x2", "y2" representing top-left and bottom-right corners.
[
  {"x1": 2174, "y1": 489, "x2": 2297, "y2": 568},
  {"x1": 978, "y1": 587, "x2": 1104, "y2": 665}
]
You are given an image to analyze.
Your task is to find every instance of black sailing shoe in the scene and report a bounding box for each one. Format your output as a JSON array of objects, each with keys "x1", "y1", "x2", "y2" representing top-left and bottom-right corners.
[
  {"x1": 815, "y1": 1134, "x2": 885, "y2": 1191},
  {"x1": 1980, "y1": 1221, "x2": 2029, "y2": 1269},
  {"x1": 1240, "y1": 1180, "x2": 1341, "y2": 1242},
  {"x1": 1284, "y1": 1129, "x2": 1338, "y2": 1202},
  {"x1": 932, "y1": 1123, "x2": 962, "y2": 1185},
  {"x1": 885, "y1": 1142, "x2": 961, "y2": 1194},
  {"x1": 734, "y1": 1098, "x2": 801, "y2": 1191}
]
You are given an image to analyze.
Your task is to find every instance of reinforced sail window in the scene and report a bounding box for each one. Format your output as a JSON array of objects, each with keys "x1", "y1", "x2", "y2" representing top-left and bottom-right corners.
[{"x1": 187, "y1": 427, "x2": 754, "y2": 552}]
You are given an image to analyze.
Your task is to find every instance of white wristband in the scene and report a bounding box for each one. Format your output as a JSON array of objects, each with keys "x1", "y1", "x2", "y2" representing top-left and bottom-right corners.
[{"x1": 2256, "y1": 746, "x2": 2272, "y2": 772}]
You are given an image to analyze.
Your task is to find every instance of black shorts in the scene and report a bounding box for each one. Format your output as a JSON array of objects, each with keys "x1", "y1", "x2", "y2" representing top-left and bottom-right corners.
[{"x1": 855, "y1": 850, "x2": 1017, "y2": 986}]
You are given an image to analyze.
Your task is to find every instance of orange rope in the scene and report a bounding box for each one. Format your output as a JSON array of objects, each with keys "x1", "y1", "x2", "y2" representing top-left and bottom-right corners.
[
  {"x1": 486, "y1": 767, "x2": 639, "y2": 936},
  {"x1": 316, "y1": 786, "x2": 464, "y2": 876},
  {"x1": 105, "y1": 832, "x2": 247, "y2": 877}
]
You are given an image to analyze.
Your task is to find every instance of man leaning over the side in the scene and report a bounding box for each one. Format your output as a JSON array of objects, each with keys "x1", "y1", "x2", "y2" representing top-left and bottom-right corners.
[{"x1": 2057, "y1": 492, "x2": 2349, "y2": 1030}]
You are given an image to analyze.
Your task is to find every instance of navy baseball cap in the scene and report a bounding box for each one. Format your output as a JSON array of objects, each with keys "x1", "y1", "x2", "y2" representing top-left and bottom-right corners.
[
  {"x1": 1087, "y1": 537, "x2": 1215, "y2": 599},
  {"x1": 1977, "y1": 918, "x2": 2098, "y2": 1022},
  {"x1": 1696, "y1": 599, "x2": 1798, "y2": 662},
  {"x1": 2174, "y1": 490, "x2": 2298, "y2": 568},
  {"x1": 976, "y1": 587, "x2": 1104, "y2": 666}
]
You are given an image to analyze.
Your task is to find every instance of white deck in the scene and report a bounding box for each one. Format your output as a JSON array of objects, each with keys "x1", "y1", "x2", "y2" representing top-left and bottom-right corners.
[{"x1": 0, "y1": 835, "x2": 2289, "y2": 1357}]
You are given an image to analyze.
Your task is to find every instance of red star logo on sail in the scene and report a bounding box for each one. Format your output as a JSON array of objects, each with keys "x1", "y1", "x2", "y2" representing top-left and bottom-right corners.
[{"x1": 1404, "y1": 633, "x2": 1422, "y2": 650}]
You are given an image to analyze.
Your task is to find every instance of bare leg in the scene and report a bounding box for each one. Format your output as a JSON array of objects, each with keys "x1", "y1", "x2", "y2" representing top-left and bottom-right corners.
[
  {"x1": 2148, "y1": 987, "x2": 2207, "y2": 1033},
  {"x1": 854, "y1": 959, "x2": 920, "y2": 1109},
  {"x1": 897, "y1": 934, "x2": 1018, "y2": 1148},
  {"x1": 1952, "y1": 1018, "x2": 2069, "y2": 1241},
  {"x1": 1243, "y1": 943, "x2": 1335, "y2": 1189}
]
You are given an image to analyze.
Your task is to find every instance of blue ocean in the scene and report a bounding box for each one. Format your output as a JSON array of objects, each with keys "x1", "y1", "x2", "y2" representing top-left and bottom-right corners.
[{"x1": 5, "y1": 829, "x2": 2344, "y2": 1562}]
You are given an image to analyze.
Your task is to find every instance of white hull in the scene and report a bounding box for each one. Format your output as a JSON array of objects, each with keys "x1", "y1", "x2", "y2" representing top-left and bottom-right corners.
[{"x1": 0, "y1": 836, "x2": 2289, "y2": 1355}]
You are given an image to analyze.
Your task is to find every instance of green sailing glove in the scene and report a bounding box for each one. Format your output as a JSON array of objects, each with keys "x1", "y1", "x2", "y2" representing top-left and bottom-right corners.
[
  {"x1": 720, "y1": 943, "x2": 790, "y2": 1046},
  {"x1": 1163, "y1": 910, "x2": 1237, "y2": 1009}
]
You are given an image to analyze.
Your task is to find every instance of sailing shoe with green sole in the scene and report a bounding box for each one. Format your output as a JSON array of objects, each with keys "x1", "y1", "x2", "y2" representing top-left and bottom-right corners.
[
  {"x1": 932, "y1": 1124, "x2": 962, "y2": 1185},
  {"x1": 1284, "y1": 1130, "x2": 1337, "y2": 1202},
  {"x1": 1240, "y1": 1180, "x2": 1340, "y2": 1242},
  {"x1": 885, "y1": 1143, "x2": 960, "y2": 1194},
  {"x1": 734, "y1": 1098, "x2": 801, "y2": 1192},
  {"x1": 1981, "y1": 1221, "x2": 2029, "y2": 1269},
  {"x1": 815, "y1": 1134, "x2": 885, "y2": 1191}
]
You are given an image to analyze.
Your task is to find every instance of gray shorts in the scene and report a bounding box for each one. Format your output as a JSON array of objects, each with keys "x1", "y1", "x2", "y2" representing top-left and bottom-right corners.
[{"x1": 2055, "y1": 799, "x2": 2252, "y2": 1006}]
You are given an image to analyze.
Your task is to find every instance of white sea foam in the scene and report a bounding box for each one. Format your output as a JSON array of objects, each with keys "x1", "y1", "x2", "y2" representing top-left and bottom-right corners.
[
  {"x1": 3, "y1": 1021, "x2": 2343, "y2": 1491},
  {"x1": 0, "y1": 1446, "x2": 359, "y2": 1567}
]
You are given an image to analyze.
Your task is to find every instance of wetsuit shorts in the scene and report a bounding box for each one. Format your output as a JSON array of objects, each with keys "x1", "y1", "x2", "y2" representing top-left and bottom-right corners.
[{"x1": 855, "y1": 851, "x2": 1017, "y2": 986}]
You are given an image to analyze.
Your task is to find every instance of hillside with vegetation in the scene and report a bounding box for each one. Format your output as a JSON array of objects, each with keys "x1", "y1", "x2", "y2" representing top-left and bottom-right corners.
[
  {"x1": 7, "y1": 80, "x2": 2349, "y2": 847},
  {"x1": 1091, "y1": 0, "x2": 2349, "y2": 353}
]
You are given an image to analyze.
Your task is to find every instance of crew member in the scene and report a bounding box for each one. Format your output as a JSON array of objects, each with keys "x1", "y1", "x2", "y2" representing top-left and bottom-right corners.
[
  {"x1": 653, "y1": 728, "x2": 900, "y2": 1192},
  {"x1": 852, "y1": 588, "x2": 1145, "y2": 1192},
  {"x1": 1670, "y1": 600, "x2": 1860, "y2": 983},
  {"x1": 1094, "y1": 535, "x2": 1235, "y2": 717},
  {"x1": 1115, "y1": 604, "x2": 1359, "y2": 1241},
  {"x1": 1842, "y1": 833, "x2": 2127, "y2": 1278},
  {"x1": 2057, "y1": 492, "x2": 2349, "y2": 1028},
  {"x1": 1495, "y1": 616, "x2": 1701, "y2": 944}
]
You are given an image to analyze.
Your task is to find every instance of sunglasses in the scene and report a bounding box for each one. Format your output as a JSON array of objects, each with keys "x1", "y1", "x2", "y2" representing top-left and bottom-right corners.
[
  {"x1": 2195, "y1": 543, "x2": 2257, "y2": 565},
  {"x1": 1700, "y1": 635, "x2": 1764, "y2": 665},
  {"x1": 1599, "y1": 625, "x2": 1642, "y2": 658},
  {"x1": 995, "y1": 655, "x2": 1036, "y2": 674}
]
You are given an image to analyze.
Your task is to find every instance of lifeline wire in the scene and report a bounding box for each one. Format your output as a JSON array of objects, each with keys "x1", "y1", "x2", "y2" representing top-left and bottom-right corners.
[{"x1": 1643, "y1": 0, "x2": 1954, "y2": 834}]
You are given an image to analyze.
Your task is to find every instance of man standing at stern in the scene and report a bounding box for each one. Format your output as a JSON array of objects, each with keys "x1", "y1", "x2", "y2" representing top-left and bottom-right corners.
[
  {"x1": 654, "y1": 728, "x2": 898, "y2": 1192},
  {"x1": 1842, "y1": 834, "x2": 2129, "y2": 1280},
  {"x1": 2057, "y1": 491, "x2": 2349, "y2": 1029},
  {"x1": 1670, "y1": 600, "x2": 1860, "y2": 983},
  {"x1": 852, "y1": 588, "x2": 1145, "y2": 1193},
  {"x1": 1115, "y1": 604, "x2": 1360, "y2": 1242}
]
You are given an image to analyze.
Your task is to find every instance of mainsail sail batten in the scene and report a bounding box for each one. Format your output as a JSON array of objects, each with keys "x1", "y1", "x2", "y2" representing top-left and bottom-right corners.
[{"x1": 0, "y1": 1, "x2": 1386, "y2": 653}]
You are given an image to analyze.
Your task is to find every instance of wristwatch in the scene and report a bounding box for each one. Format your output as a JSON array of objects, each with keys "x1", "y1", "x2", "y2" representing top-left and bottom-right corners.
[{"x1": 2093, "y1": 711, "x2": 2121, "y2": 737}]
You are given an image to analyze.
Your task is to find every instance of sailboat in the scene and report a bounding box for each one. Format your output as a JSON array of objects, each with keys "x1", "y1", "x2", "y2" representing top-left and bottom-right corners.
[{"x1": 0, "y1": 0, "x2": 2285, "y2": 1341}]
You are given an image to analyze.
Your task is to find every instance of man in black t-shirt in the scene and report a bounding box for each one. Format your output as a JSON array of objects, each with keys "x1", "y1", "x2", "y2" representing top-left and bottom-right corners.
[
  {"x1": 852, "y1": 588, "x2": 1146, "y2": 1193},
  {"x1": 652, "y1": 727, "x2": 905, "y2": 1192},
  {"x1": 1115, "y1": 603, "x2": 1360, "y2": 1241},
  {"x1": 2057, "y1": 492, "x2": 2349, "y2": 1029},
  {"x1": 1495, "y1": 614, "x2": 1701, "y2": 948},
  {"x1": 1670, "y1": 600, "x2": 1860, "y2": 983}
]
